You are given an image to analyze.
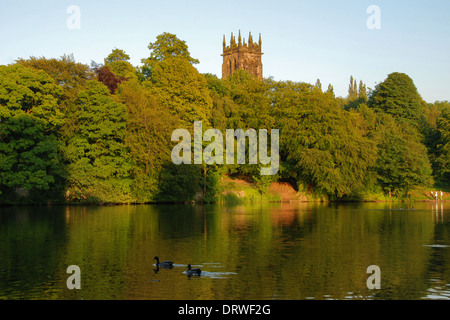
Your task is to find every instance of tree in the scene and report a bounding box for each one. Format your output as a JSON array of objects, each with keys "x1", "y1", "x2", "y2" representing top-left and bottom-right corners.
[
  {"x1": 0, "y1": 64, "x2": 64, "y2": 129},
  {"x1": 116, "y1": 79, "x2": 179, "y2": 202},
  {"x1": 156, "y1": 163, "x2": 203, "y2": 202},
  {"x1": 93, "y1": 49, "x2": 137, "y2": 94},
  {"x1": 145, "y1": 32, "x2": 199, "y2": 64},
  {"x1": 204, "y1": 73, "x2": 236, "y2": 131},
  {"x1": 420, "y1": 102, "x2": 444, "y2": 180},
  {"x1": 95, "y1": 65, "x2": 125, "y2": 94},
  {"x1": 0, "y1": 64, "x2": 65, "y2": 202},
  {"x1": 218, "y1": 69, "x2": 276, "y2": 181},
  {"x1": 15, "y1": 55, "x2": 95, "y2": 144},
  {"x1": 105, "y1": 48, "x2": 130, "y2": 64},
  {"x1": 0, "y1": 115, "x2": 64, "y2": 203},
  {"x1": 326, "y1": 84, "x2": 334, "y2": 96},
  {"x1": 267, "y1": 79, "x2": 378, "y2": 198},
  {"x1": 104, "y1": 48, "x2": 137, "y2": 80},
  {"x1": 225, "y1": 69, "x2": 274, "y2": 130},
  {"x1": 435, "y1": 102, "x2": 450, "y2": 182},
  {"x1": 314, "y1": 79, "x2": 322, "y2": 92},
  {"x1": 348, "y1": 76, "x2": 358, "y2": 101},
  {"x1": 145, "y1": 56, "x2": 212, "y2": 126},
  {"x1": 358, "y1": 80, "x2": 367, "y2": 101},
  {"x1": 63, "y1": 80, "x2": 132, "y2": 203},
  {"x1": 141, "y1": 33, "x2": 199, "y2": 79},
  {"x1": 284, "y1": 101, "x2": 378, "y2": 198},
  {"x1": 346, "y1": 76, "x2": 368, "y2": 110},
  {"x1": 145, "y1": 58, "x2": 215, "y2": 199},
  {"x1": 16, "y1": 54, "x2": 94, "y2": 111},
  {"x1": 368, "y1": 72, "x2": 426, "y2": 125},
  {"x1": 374, "y1": 114, "x2": 433, "y2": 196}
]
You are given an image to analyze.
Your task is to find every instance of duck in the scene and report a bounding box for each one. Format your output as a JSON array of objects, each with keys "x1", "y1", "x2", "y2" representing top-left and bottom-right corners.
[
  {"x1": 186, "y1": 264, "x2": 201, "y2": 276},
  {"x1": 154, "y1": 256, "x2": 174, "y2": 268},
  {"x1": 153, "y1": 265, "x2": 160, "y2": 274}
]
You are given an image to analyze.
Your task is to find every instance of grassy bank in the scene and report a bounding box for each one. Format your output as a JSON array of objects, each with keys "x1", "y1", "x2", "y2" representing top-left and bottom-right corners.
[
  {"x1": 2, "y1": 175, "x2": 448, "y2": 206},
  {"x1": 216, "y1": 176, "x2": 450, "y2": 204}
]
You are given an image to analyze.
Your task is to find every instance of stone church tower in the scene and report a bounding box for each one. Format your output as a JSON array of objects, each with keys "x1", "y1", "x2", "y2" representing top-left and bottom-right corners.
[{"x1": 222, "y1": 31, "x2": 263, "y2": 81}]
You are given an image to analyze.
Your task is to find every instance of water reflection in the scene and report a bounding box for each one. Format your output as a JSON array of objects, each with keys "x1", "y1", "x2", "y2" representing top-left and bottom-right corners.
[
  {"x1": 0, "y1": 202, "x2": 449, "y2": 300},
  {"x1": 432, "y1": 202, "x2": 445, "y2": 223}
]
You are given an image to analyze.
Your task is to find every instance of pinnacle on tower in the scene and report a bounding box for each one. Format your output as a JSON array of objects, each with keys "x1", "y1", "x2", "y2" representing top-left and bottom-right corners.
[
  {"x1": 238, "y1": 30, "x2": 242, "y2": 47},
  {"x1": 248, "y1": 32, "x2": 253, "y2": 46}
]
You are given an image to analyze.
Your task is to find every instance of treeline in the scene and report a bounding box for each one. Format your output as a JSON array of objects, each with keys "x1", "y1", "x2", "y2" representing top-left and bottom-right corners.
[{"x1": 0, "y1": 32, "x2": 448, "y2": 205}]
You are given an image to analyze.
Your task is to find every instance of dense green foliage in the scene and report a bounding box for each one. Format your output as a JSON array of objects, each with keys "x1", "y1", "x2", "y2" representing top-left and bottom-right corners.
[
  {"x1": 372, "y1": 114, "x2": 433, "y2": 196},
  {"x1": 0, "y1": 33, "x2": 447, "y2": 204},
  {"x1": 368, "y1": 72, "x2": 427, "y2": 125},
  {"x1": 63, "y1": 81, "x2": 133, "y2": 203},
  {"x1": 0, "y1": 65, "x2": 66, "y2": 203}
]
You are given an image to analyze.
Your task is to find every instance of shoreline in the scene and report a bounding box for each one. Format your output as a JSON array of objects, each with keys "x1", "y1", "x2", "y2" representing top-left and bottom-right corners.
[
  {"x1": 2, "y1": 176, "x2": 448, "y2": 207},
  {"x1": 1, "y1": 198, "x2": 448, "y2": 208}
]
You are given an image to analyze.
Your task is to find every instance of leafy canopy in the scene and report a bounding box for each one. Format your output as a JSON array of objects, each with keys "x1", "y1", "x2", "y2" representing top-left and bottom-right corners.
[
  {"x1": 369, "y1": 72, "x2": 426, "y2": 125},
  {"x1": 141, "y1": 33, "x2": 199, "y2": 79},
  {"x1": 145, "y1": 56, "x2": 213, "y2": 126},
  {"x1": 0, "y1": 64, "x2": 65, "y2": 202},
  {"x1": 373, "y1": 114, "x2": 433, "y2": 195},
  {"x1": 0, "y1": 64, "x2": 63, "y2": 129},
  {"x1": 105, "y1": 48, "x2": 130, "y2": 64}
]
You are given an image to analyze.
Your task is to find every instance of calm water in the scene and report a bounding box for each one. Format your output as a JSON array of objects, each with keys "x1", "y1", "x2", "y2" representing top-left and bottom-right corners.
[{"x1": 0, "y1": 202, "x2": 449, "y2": 300}]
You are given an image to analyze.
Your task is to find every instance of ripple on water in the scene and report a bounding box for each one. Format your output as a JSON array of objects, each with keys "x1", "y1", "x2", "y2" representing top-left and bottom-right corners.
[
  {"x1": 422, "y1": 245, "x2": 450, "y2": 248},
  {"x1": 181, "y1": 262, "x2": 237, "y2": 279},
  {"x1": 182, "y1": 270, "x2": 238, "y2": 279}
]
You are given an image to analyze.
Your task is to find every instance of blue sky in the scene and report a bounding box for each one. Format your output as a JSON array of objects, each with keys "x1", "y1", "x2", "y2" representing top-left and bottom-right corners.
[{"x1": 1, "y1": 0, "x2": 449, "y2": 102}]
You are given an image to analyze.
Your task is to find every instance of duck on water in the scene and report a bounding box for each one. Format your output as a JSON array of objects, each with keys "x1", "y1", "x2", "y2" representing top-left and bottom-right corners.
[
  {"x1": 154, "y1": 256, "x2": 174, "y2": 268},
  {"x1": 186, "y1": 264, "x2": 201, "y2": 276}
]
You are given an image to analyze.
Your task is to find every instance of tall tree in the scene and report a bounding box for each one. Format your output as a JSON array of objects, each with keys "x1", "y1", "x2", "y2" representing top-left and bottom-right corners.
[
  {"x1": 374, "y1": 114, "x2": 434, "y2": 196},
  {"x1": 225, "y1": 69, "x2": 274, "y2": 130},
  {"x1": 420, "y1": 102, "x2": 444, "y2": 179},
  {"x1": 358, "y1": 80, "x2": 367, "y2": 101},
  {"x1": 104, "y1": 48, "x2": 137, "y2": 80},
  {"x1": 145, "y1": 56, "x2": 212, "y2": 126},
  {"x1": 105, "y1": 48, "x2": 130, "y2": 64},
  {"x1": 274, "y1": 81, "x2": 377, "y2": 198},
  {"x1": 141, "y1": 32, "x2": 199, "y2": 79},
  {"x1": 204, "y1": 73, "x2": 237, "y2": 131},
  {"x1": 116, "y1": 79, "x2": 179, "y2": 202},
  {"x1": 0, "y1": 64, "x2": 63, "y2": 129},
  {"x1": 346, "y1": 76, "x2": 368, "y2": 110},
  {"x1": 16, "y1": 54, "x2": 94, "y2": 111},
  {"x1": 15, "y1": 55, "x2": 95, "y2": 143},
  {"x1": 0, "y1": 64, "x2": 65, "y2": 202},
  {"x1": 64, "y1": 80, "x2": 132, "y2": 203},
  {"x1": 348, "y1": 75, "x2": 358, "y2": 101},
  {"x1": 0, "y1": 115, "x2": 64, "y2": 203},
  {"x1": 368, "y1": 72, "x2": 426, "y2": 125}
]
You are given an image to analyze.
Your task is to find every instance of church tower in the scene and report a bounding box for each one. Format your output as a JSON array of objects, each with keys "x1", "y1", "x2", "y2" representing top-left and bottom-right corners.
[{"x1": 222, "y1": 31, "x2": 263, "y2": 81}]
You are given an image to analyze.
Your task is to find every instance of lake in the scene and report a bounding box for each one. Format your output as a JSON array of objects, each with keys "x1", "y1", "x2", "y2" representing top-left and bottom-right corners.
[{"x1": 0, "y1": 201, "x2": 449, "y2": 300}]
